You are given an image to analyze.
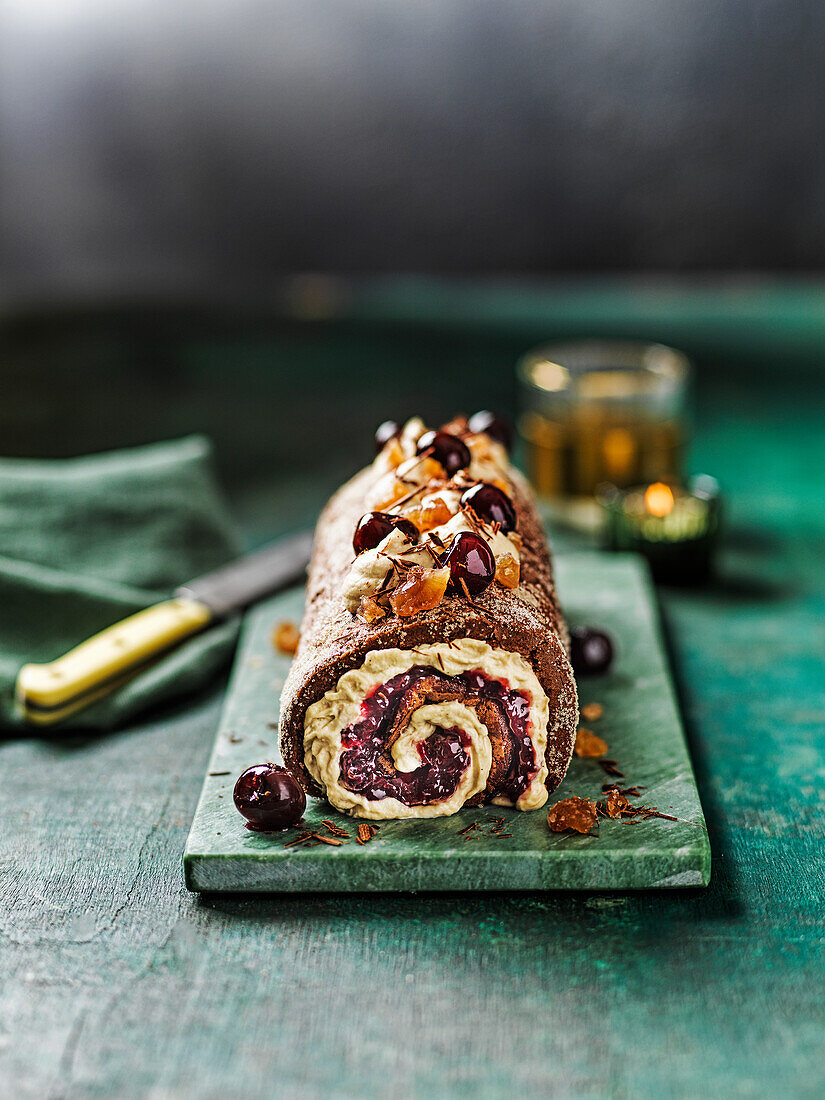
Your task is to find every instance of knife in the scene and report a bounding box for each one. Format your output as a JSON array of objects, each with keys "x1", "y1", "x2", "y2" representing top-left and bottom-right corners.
[{"x1": 15, "y1": 530, "x2": 313, "y2": 727}]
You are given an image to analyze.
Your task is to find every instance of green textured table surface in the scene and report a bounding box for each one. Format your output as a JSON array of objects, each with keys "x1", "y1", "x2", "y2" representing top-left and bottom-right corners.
[
  {"x1": 184, "y1": 556, "x2": 709, "y2": 893},
  {"x1": 1, "y1": 283, "x2": 824, "y2": 1097}
]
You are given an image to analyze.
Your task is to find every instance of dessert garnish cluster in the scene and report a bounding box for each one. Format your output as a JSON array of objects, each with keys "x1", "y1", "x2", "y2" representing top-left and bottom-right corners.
[{"x1": 343, "y1": 411, "x2": 523, "y2": 622}]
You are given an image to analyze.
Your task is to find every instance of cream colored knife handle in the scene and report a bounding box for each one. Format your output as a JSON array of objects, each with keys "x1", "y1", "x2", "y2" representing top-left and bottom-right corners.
[{"x1": 16, "y1": 598, "x2": 214, "y2": 726}]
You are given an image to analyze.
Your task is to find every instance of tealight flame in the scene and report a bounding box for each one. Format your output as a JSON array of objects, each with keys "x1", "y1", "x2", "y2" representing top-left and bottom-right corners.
[{"x1": 644, "y1": 482, "x2": 675, "y2": 518}]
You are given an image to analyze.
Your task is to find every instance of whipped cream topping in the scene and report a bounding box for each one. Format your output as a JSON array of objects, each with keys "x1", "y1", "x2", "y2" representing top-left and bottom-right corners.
[{"x1": 343, "y1": 417, "x2": 520, "y2": 611}]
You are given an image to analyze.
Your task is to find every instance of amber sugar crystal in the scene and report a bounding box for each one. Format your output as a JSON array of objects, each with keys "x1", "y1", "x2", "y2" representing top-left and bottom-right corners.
[
  {"x1": 574, "y1": 727, "x2": 609, "y2": 758},
  {"x1": 546, "y1": 796, "x2": 599, "y2": 835},
  {"x1": 357, "y1": 595, "x2": 388, "y2": 623},
  {"x1": 408, "y1": 495, "x2": 454, "y2": 532},
  {"x1": 383, "y1": 438, "x2": 405, "y2": 469},
  {"x1": 390, "y1": 566, "x2": 450, "y2": 617},
  {"x1": 272, "y1": 621, "x2": 300, "y2": 655},
  {"x1": 495, "y1": 553, "x2": 520, "y2": 588}
]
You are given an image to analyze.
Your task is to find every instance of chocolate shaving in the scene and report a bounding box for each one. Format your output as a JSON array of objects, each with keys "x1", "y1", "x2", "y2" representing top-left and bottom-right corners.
[
  {"x1": 621, "y1": 807, "x2": 678, "y2": 822},
  {"x1": 598, "y1": 758, "x2": 625, "y2": 778},
  {"x1": 458, "y1": 577, "x2": 475, "y2": 604},
  {"x1": 311, "y1": 833, "x2": 346, "y2": 846},
  {"x1": 463, "y1": 507, "x2": 484, "y2": 535},
  {"x1": 422, "y1": 541, "x2": 443, "y2": 565},
  {"x1": 283, "y1": 833, "x2": 315, "y2": 848},
  {"x1": 602, "y1": 783, "x2": 646, "y2": 797}
]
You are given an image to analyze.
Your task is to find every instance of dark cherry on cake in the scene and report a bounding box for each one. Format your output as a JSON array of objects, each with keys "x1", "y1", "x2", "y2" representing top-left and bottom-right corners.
[
  {"x1": 570, "y1": 626, "x2": 614, "y2": 677},
  {"x1": 234, "y1": 763, "x2": 306, "y2": 831},
  {"x1": 468, "y1": 410, "x2": 512, "y2": 451},
  {"x1": 353, "y1": 511, "x2": 420, "y2": 555},
  {"x1": 460, "y1": 482, "x2": 517, "y2": 533},
  {"x1": 445, "y1": 531, "x2": 496, "y2": 595},
  {"x1": 374, "y1": 419, "x2": 401, "y2": 453},
  {"x1": 416, "y1": 430, "x2": 471, "y2": 476}
]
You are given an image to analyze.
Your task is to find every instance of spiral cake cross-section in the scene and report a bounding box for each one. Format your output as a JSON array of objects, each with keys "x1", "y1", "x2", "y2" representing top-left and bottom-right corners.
[{"x1": 279, "y1": 416, "x2": 578, "y2": 821}]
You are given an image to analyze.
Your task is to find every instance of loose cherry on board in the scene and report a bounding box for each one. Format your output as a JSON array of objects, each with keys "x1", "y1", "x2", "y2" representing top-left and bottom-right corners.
[
  {"x1": 416, "y1": 430, "x2": 471, "y2": 477},
  {"x1": 353, "y1": 512, "x2": 419, "y2": 555},
  {"x1": 233, "y1": 763, "x2": 306, "y2": 831},
  {"x1": 569, "y1": 626, "x2": 614, "y2": 677},
  {"x1": 460, "y1": 482, "x2": 517, "y2": 533},
  {"x1": 374, "y1": 419, "x2": 401, "y2": 453},
  {"x1": 468, "y1": 410, "x2": 512, "y2": 451},
  {"x1": 445, "y1": 531, "x2": 496, "y2": 596}
]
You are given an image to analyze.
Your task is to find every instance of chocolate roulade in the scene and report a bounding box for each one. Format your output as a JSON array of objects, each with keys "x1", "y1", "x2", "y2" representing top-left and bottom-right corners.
[{"x1": 279, "y1": 416, "x2": 578, "y2": 820}]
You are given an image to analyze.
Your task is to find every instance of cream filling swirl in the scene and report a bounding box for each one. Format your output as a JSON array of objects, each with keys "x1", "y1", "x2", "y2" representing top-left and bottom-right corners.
[{"x1": 303, "y1": 639, "x2": 549, "y2": 819}]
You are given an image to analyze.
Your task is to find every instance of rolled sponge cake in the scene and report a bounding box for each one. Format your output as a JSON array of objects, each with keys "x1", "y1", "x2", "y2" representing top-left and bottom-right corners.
[{"x1": 279, "y1": 432, "x2": 578, "y2": 820}]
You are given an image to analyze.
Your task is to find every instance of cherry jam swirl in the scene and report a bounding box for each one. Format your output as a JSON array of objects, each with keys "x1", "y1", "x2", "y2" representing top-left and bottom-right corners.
[{"x1": 338, "y1": 665, "x2": 537, "y2": 806}]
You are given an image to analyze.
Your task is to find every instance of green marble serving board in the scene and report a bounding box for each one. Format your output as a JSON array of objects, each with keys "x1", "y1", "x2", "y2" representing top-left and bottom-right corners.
[{"x1": 184, "y1": 552, "x2": 710, "y2": 892}]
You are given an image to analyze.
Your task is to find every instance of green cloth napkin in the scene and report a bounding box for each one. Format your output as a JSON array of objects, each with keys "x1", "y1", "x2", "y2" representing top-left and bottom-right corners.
[{"x1": 0, "y1": 435, "x2": 242, "y2": 731}]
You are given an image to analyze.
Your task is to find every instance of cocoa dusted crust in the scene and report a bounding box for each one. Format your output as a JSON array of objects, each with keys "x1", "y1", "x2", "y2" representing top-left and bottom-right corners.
[{"x1": 279, "y1": 462, "x2": 579, "y2": 801}]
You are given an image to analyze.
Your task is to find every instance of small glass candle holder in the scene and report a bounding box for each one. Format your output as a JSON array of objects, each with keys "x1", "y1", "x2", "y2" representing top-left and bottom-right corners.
[
  {"x1": 598, "y1": 475, "x2": 722, "y2": 585},
  {"x1": 518, "y1": 340, "x2": 690, "y2": 529}
]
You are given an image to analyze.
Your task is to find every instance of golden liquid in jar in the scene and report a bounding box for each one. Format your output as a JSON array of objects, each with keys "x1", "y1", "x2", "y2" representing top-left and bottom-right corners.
[{"x1": 521, "y1": 408, "x2": 684, "y2": 499}]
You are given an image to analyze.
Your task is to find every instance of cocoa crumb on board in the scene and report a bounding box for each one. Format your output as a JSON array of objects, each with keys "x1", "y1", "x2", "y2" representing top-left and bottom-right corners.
[
  {"x1": 599, "y1": 787, "x2": 630, "y2": 818},
  {"x1": 356, "y1": 823, "x2": 380, "y2": 845},
  {"x1": 272, "y1": 621, "x2": 300, "y2": 655},
  {"x1": 580, "y1": 702, "x2": 604, "y2": 722},
  {"x1": 546, "y1": 797, "x2": 599, "y2": 835},
  {"x1": 458, "y1": 815, "x2": 515, "y2": 841},
  {"x1": 547, "y1": 784, "x2": 680, "y2": 837},
  {"x1": 574, "y1": 728, "x2": 609, "y2": 758}
]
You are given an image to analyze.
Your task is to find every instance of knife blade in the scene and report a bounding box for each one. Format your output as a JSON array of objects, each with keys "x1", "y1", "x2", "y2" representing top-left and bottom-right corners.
[{"x1": 15, "y1": 529, "x2": 313, "y2": 726}]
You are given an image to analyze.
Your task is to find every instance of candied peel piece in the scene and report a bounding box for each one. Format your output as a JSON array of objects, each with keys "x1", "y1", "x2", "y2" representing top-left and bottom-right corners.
[
  {"x1": 383, "y1": 437, "x2": 405, "y2": 469},
  {"x1": 417, "y1": 457, "x2": 447, "y2": 482},
  {"x1": 546, "y1": 796, "x2": 598, "y2": 835},
  {"x1": 407, "y1": 496, "x2": 455, "y2": 532},
  {"x1": 495, "y1": 552, "x2": 520, "y2": 589},
  {"x1": 357, "y1": 595, "x2": 388, "y2": 623},
  {"x1": 375, "y1": 479, "x2": 410, "y2": 511},
  {"x1": 272, "y1": 621, "x2": 300, "y2": 655},
  {"x1": 574, "y1": 727, "x2": 609, "y2": 758},
  {"x1": 389, "y1": 566, "x2": 450, "y2": 618}
]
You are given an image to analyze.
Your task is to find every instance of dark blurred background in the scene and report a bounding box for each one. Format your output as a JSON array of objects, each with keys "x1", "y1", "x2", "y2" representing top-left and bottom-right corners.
[
  {"x1": 2, "y1": 0, "x2": 824, "y2": 299},
  {"x1": 1, "y1": 0, "x2": 823, "y2": 539}
]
